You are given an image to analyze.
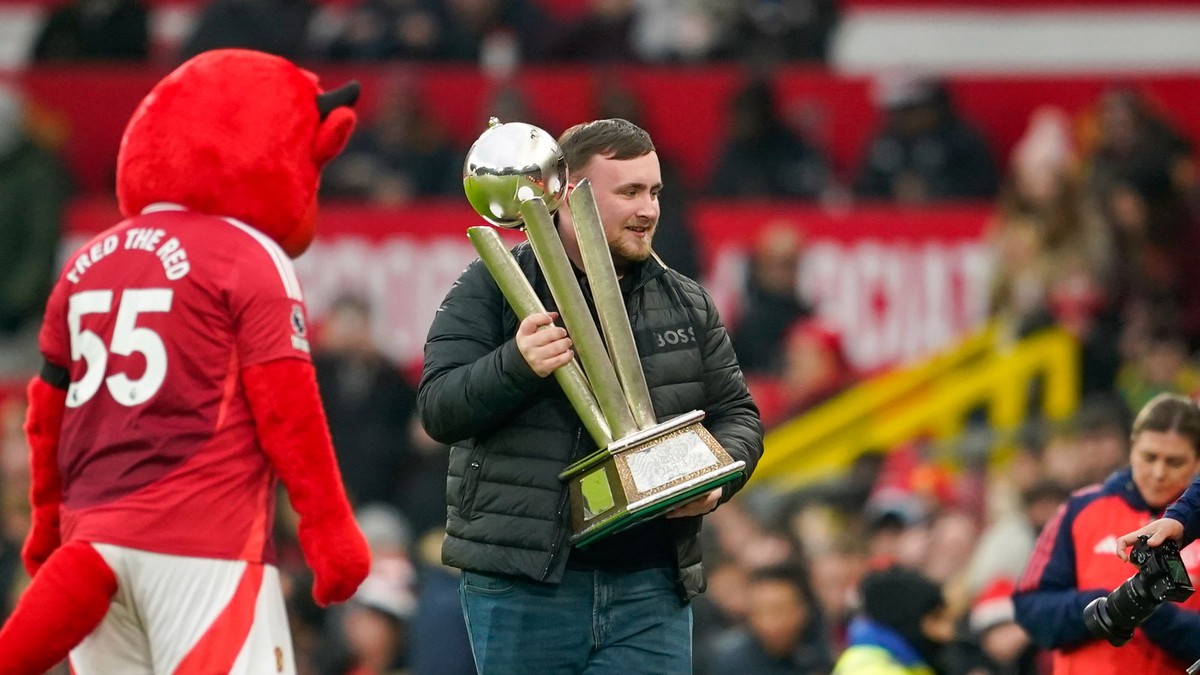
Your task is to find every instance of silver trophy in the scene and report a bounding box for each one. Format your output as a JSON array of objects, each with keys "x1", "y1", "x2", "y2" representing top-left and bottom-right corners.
[{"x1": 463, "y1": 118, "x2": 744, "y2": 547}]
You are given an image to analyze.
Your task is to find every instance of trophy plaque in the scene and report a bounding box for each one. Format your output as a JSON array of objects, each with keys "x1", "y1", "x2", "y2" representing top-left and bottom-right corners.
[{"x1": 462, "y1": 118, "x2": 745, "y2": 547}]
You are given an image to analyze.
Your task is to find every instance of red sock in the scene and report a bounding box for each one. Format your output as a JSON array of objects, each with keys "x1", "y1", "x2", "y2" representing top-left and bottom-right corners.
[{"x1": 0, "y1": 541, "x2": 118, "y2": 675}]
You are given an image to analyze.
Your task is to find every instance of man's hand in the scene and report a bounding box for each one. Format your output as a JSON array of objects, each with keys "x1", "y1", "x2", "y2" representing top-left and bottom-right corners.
[
  {"x1": 1116, "y1": 518, "x2": 1185, "y2": 562},
  {"x1": 516, "y1": 312, "x2": 573, "y2": 378},
  {"x1": 665, "y1": 487, "x2": 722, "y2": 519}
]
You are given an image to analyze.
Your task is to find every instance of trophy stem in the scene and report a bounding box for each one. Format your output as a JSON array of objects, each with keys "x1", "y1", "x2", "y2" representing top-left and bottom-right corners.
[
  {"x1": 519, "y1": 198, "x2": 639, "y2": 440},
  {"x1": 568, "y1": 180, "x2": 657, "y2": 431},
  {"x1": 467, "y1": 226, "x2": 614, "y2": 448}
]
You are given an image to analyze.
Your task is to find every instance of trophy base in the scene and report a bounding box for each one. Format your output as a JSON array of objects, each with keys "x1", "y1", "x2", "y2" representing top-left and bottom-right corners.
[{"x1": 559, "y1": 410, "x2": 746, "y2": 548}]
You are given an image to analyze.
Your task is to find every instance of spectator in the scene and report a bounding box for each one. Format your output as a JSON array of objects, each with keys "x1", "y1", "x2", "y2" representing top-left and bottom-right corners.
[
  {"x1": 1117, "y1": 324, "x2": 1200, "y2": 414},
  {"x1": 0, "y1": 85, "x2": 70, "y2": 353},
  {"x1": 1037, "y1": 397, "x2": 1131, "y2": 495},
  {"x1": 432, "y1": 0, "x2": 546, "y2": 63},
  {"x1": 323, "y1": 0, "x2": 443, "y2": 60},
  {"x1": 321, "y1": 80, "x2": 461, "y2": 205},
  {"x1": 1102, "y1": 181, "x2": 1170, "y2": 324},
  {"x1": 855, "y1": 75, "x2": 999, "y2": 203},
  {"x1": 544, "y1": 0, "x2": 636, "y2": 62},
  {"x1": 30, "y1": 0, "x2": 148, "y2": 62},
  {"x1": 314, "y1": 295, "x2": 420, "y2": 511},
  {"x1": 317, "y1": 505, "x2": 417, "y2": 675},
  {"x1": 479, "y1": 80, "x2": 541, "y2": 128},
  {"x1": 708, "y1": 79, "x2": 830, "y2": 200},
  {"x1": 1046, "y1": 251, "x2": 1123, "y2": 396},
  {"x1": 984, "y1": 421, "x2": 1053, "y2": 520},
  {"x1": 988, "y1": 106, "x2": 1114, "y2": 340},
  {"x1": 594, "y1": 82, "x2": 703, "y2": 280},
  {"x1": 692, "y1": 553, "x2": 751, "y2": 675},
  {"x1": 832, "y1": 565, "x2": 955, "y2": 674},
  {"x1": 922, "y1": 509, "x2": 980, "y2": 593},
  {"x1": 629, "y1": 0, "x2": 722, "y2": 62},
  {"x1": 1005, "y1": 107, "x2": 1112, "y2": 274},
  {"x1": 709, "y1": 564, "x2": 834, "y2": 675},
  {"x1": 1071, "y1": 394, "x2": 1133, "y2": 487},
  {"x1": 806, "y1": 539, "x2": 869, "y2": 649},
  {"x1": 775, "y1": 317, "x2": 854, "y2": 422},
  {"x1": 732, "y1": 223, "x2": 812, "y2": 377},
  {"x1": 987, "y1": 215, "x2": 1051, "y2": 339},
  {"x1": 1083, "y1": 88, "x2": 1194, "y2": 242},
  {"x1": 963, "y1": 479, "x2": 1070, "y2": 602},
  {"x1": 1084, "y1": 90, "x2": 1200, "y2": 349},
  {"x1": 862, "y1": 489, "x2": 930, "y2": 571},
  {"x1": 1013, "y1": 393, "x2": 1200, "y2": 674},
  {"x1": 710, "y1": 0, "x2": 840, "y2": 63},
  {"x1": 946, "y1": 577, "x2": 1041, "y2": 675},
  {"x1": 179, "y1": 0, "x2": 317, "y2": 61}
]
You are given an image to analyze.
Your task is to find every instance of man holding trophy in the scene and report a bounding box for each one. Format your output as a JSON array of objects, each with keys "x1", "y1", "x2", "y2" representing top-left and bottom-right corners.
[{"x1": 418, "y1": 118, "x2": 764, "y2": 673}]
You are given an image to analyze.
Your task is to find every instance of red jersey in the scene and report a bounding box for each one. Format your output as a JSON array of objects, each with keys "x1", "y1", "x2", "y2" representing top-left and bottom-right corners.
[{"x1": 39, "y1": 203, "x2": 313, "y2": 563}]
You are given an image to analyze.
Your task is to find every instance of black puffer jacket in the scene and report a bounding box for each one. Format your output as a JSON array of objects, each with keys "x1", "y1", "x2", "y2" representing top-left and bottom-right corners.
[{"x1": 418, "y1": 242, "x2": 763, "y2": 601}]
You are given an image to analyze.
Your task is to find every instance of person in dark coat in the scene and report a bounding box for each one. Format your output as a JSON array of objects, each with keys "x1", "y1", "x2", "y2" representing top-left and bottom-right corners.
[
  {"x1": 708, "y1": 564, "x2": 834, "y2": 675},
  {"x1": 418, "y1": 118, "x2": 763, "y2": 675}
]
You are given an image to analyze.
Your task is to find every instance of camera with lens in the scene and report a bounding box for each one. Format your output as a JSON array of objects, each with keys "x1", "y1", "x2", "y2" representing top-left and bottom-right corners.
[{"x1": 1084, "y1": 535, "x2": 1194, "y2": 646}]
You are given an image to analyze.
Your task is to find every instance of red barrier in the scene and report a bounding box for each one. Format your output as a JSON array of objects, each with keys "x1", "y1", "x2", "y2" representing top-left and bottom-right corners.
[{"x1": 12, "y1": 64, "x2": 1200, "y2": 198}]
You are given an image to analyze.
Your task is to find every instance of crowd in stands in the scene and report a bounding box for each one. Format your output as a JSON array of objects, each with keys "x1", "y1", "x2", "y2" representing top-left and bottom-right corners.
[
  {"x1": 4, "y1": 0, "x2": 1200, "y2": 673},
  {"x1": 25, "y1": 0, "x2": 840, "y2": 67}
]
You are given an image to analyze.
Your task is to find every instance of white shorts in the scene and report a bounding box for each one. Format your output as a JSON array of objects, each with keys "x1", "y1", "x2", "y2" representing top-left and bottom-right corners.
[{"x1": 70, "y1": 543, "x2": 296, "y2": 675}]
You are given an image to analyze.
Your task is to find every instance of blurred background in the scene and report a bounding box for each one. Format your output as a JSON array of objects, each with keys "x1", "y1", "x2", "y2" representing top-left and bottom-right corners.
[{"x1": 2, "y1": 0, "x2": 1200, "y2": 672}]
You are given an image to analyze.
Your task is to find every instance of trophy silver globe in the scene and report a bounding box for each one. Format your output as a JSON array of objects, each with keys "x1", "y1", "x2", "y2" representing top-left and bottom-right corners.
[{"x1": 463, "y1": 118, "x2": 568, "y2": 229}]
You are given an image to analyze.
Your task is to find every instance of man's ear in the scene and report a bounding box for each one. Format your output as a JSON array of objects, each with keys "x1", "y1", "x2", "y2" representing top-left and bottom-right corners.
[{"x1": 313, "y1": 107, "x2": 357, "y2": 168}]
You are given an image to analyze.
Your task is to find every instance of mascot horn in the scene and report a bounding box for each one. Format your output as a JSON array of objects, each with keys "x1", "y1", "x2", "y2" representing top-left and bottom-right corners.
[{"x1": 0, "y1": 49, "x2": 371, "y2": 674}]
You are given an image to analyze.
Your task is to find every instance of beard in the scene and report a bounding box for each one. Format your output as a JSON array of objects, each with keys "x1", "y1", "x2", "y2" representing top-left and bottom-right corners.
[{"x1": 610, "y1": 221, "x2": 656, "y2": 272}]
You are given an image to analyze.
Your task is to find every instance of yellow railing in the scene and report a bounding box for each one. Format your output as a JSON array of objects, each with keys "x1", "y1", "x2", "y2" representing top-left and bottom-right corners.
[{"x1": 749, "y1": 324, "x2": 1080, "y2": 490}]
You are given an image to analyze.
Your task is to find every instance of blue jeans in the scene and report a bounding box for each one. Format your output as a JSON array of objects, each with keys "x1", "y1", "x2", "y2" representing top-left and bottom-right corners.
[{"x1": 459, "y1": 566, "x2": 692, "y2": 675}]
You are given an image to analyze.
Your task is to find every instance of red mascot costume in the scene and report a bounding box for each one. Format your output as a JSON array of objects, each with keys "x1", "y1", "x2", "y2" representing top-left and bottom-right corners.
[{"x1": 0, "y1": 49, "x2": 370, "y2": 674}]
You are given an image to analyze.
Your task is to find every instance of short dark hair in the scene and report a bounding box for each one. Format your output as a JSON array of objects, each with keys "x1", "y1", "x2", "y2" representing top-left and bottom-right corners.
[
  {"x1": 1020, "y1": 478, "x2": 1070, "y2": 509},
  {"x1": 748, "y1": 563, "x2": 807, "y2": 589},
  {"x1": 1132, "y1": 393, "x2": 1200, "y2": 454},
  {"x1": 557, "y1": 118, "x2": 655, "y2": 173}
]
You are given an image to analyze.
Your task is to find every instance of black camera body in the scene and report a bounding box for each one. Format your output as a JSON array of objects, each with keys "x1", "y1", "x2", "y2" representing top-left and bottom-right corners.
[{"x1": 1084, "y1": 536, "x2": 1195, "y2": 646}]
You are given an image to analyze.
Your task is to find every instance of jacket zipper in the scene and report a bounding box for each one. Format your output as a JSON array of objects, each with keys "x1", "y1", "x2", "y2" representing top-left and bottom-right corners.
[{"x1": 541, "y1": 426, "x2": 582, "y2": 580}]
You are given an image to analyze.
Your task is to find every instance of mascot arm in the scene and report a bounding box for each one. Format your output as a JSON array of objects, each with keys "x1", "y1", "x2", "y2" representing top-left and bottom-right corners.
[
  {"x1": 22, "y1": 363, "x2": 68, "y2": 577},
  {"x1": 242, "y1": 357, "x2": 369, "y2": 607}
]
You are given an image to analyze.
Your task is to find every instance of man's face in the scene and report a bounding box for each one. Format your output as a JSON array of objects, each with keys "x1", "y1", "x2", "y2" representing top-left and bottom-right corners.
[
  {"x1": 570, "y1": 151, "x2": 662, "y2": 272},
  {"x1": 746, "y1": 579, "x2": 809, "y2": 658}
]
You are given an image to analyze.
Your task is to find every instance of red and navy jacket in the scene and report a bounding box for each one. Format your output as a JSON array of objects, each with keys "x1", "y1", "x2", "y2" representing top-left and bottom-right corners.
[
  {"x1": 1165, "y1": 474, "x2": 1200, "y2": 545},
  {"x1": 1013, "y1": 468, "x2": 1200, "y2": 674}
]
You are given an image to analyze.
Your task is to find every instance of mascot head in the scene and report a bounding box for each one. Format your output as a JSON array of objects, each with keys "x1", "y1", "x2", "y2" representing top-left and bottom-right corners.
[{"x1": 116, "y1": 49, "x2": 358, "y2": 257}]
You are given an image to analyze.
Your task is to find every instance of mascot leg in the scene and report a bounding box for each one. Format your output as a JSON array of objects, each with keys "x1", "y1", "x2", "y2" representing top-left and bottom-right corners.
[{"x1": 0, "y1": 541, "x2": 118, "y2": 675}]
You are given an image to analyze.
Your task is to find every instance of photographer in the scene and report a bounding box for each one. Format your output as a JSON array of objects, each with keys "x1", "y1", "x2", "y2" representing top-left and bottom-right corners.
[{"x1": 1013, "y1": 393, "x2": 1200, "y2": 674}]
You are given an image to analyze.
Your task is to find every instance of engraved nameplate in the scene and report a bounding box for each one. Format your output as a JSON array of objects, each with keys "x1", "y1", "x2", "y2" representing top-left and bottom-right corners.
[{"x1": 625, "y1": 430, "x2": 718, "y2": 494}]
